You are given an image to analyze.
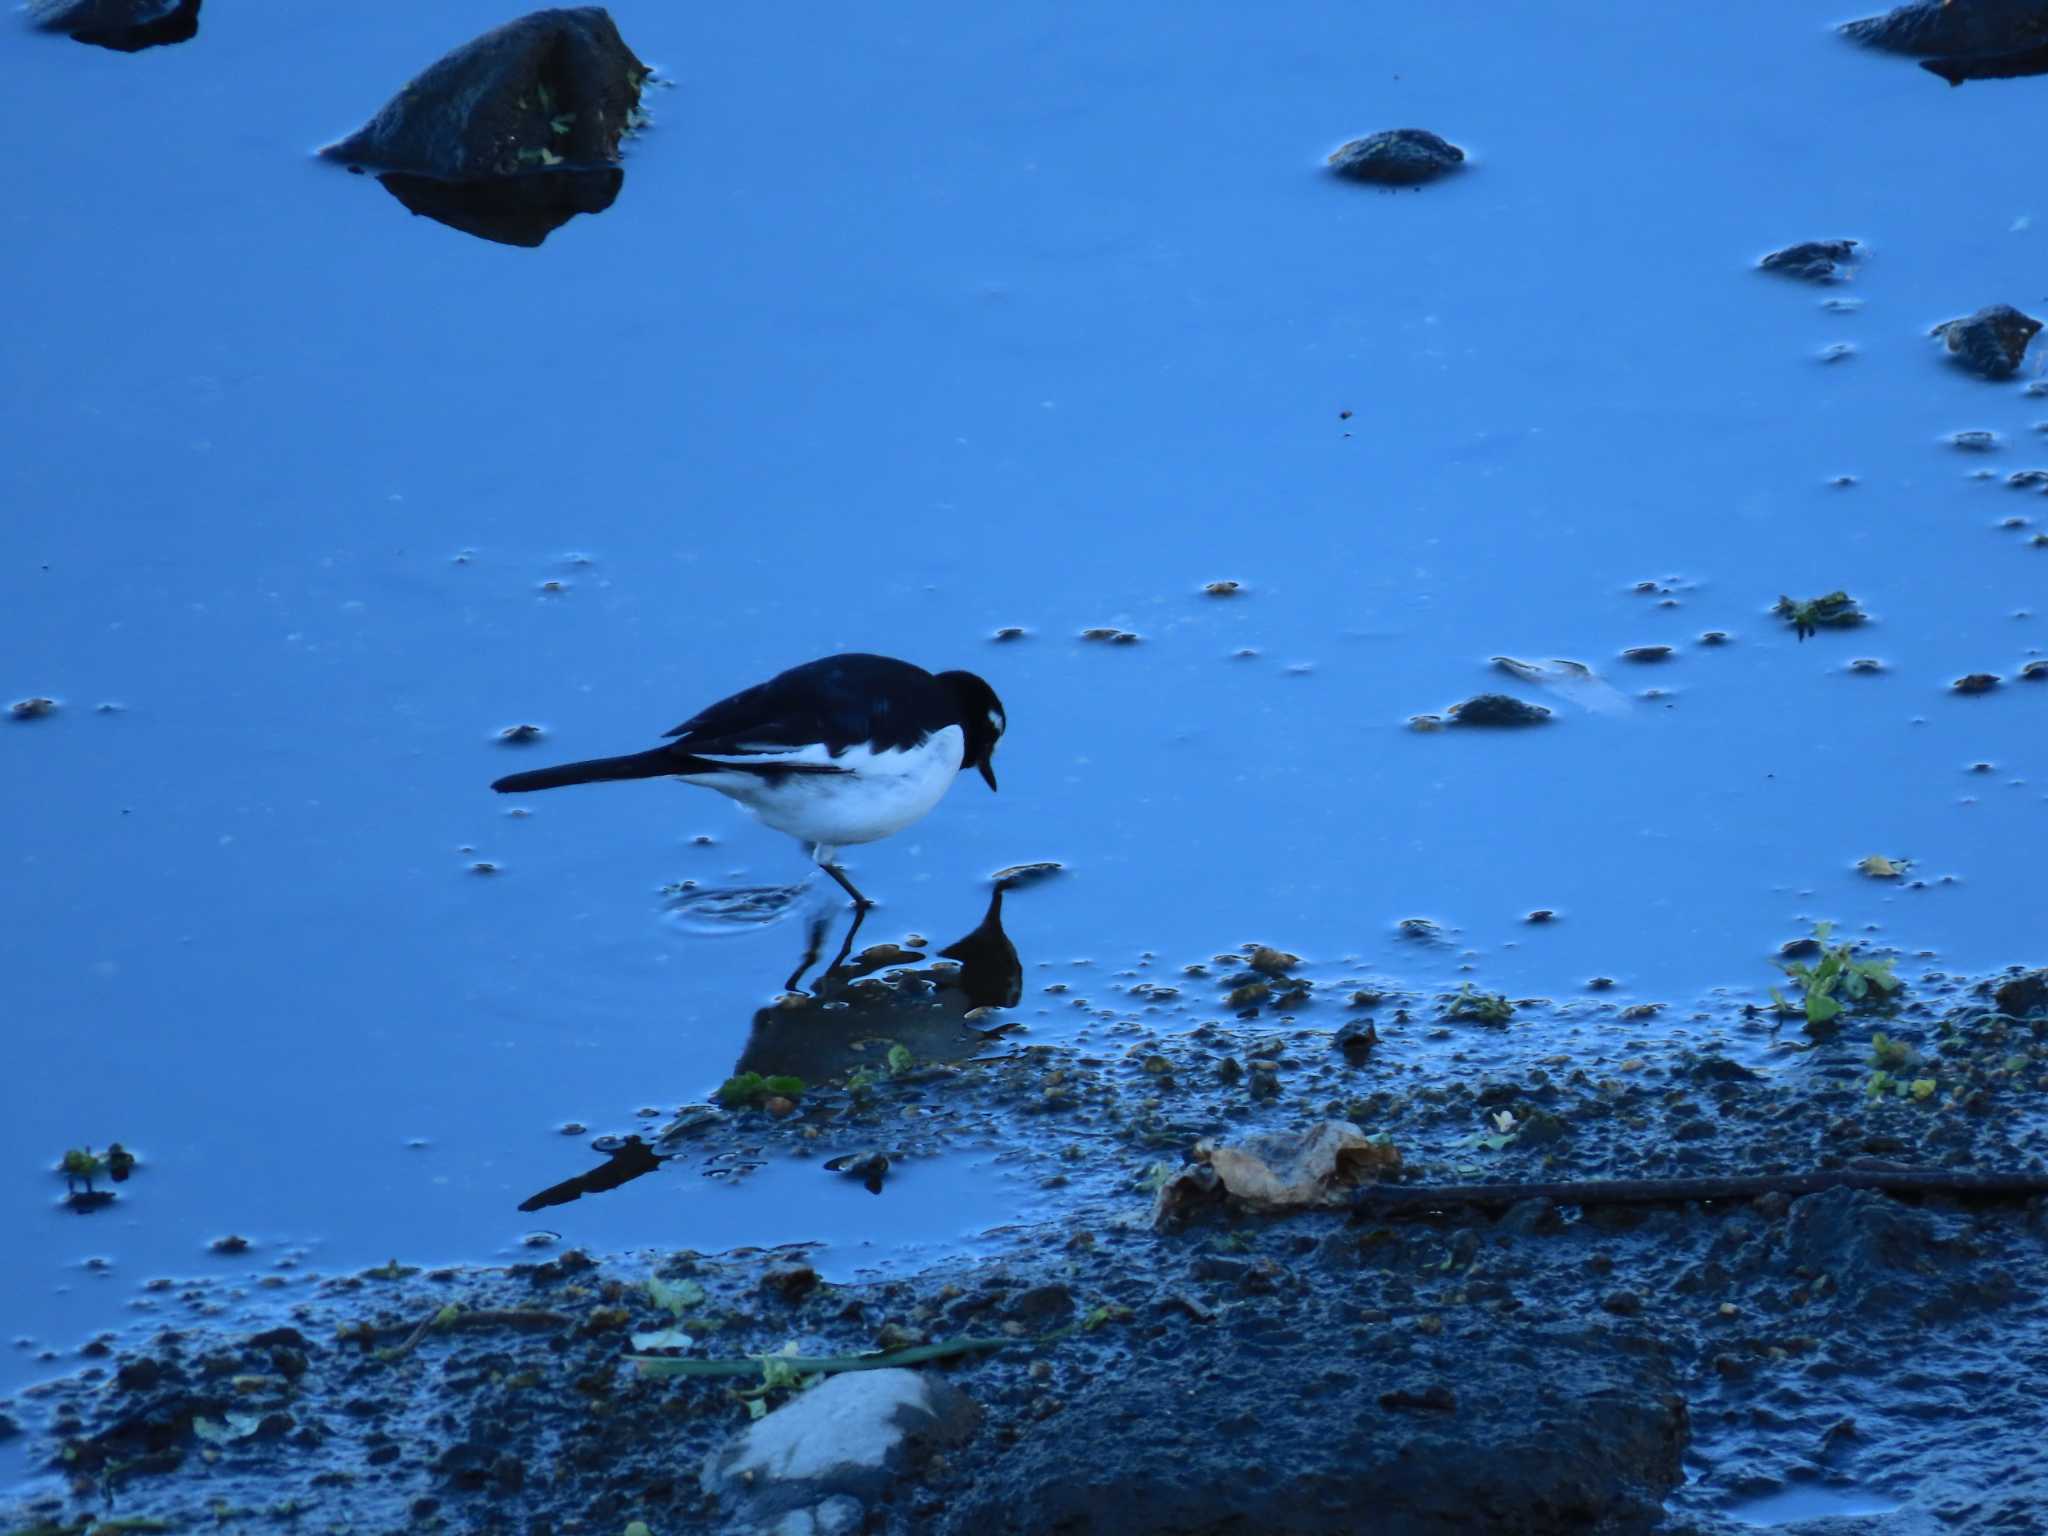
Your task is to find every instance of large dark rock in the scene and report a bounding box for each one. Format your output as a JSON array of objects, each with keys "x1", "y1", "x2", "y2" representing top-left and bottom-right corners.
[
  {"x1": 1931, "y1": 304, "x2": 2043, "y2": 379},
  {"x1": 321, "y1": 8, "x2": 647, "y2": 247},
  {"x1": 1992, "y1": 969, "x2": 2048, "y2": 1019},
  {"x1": 941, "y1": 1324, "x2": 1687, "y2": 1534},
  {"x1": 1326, "y1": 129, "x2": 1465, "y2": 186},
  {"x1": 1841, "y1": 0, "x2": 2048, "y2": 82},
  {"x1": 28, "y1": 0, "x2": 199, "y2": 52}
]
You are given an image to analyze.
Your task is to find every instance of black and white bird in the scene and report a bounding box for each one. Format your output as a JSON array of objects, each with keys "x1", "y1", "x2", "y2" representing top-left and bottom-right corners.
[{"x1": 491, "y1": 653, "x2": 1006, "y2": 907}]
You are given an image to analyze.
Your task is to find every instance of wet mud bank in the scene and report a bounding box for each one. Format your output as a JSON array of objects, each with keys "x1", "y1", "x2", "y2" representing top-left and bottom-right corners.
[{"x1": 7, "y1": 958, "x2": 2047, "y2": 1535}]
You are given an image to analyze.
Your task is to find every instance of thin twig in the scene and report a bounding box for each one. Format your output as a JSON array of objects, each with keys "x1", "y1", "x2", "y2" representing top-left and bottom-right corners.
[
  {"x1": 1349, "y1": 1167, "x2": 2048, "y2": 1218},
  {"x1": 627, "y1": 1335, "x2": 1009, "y2": 1379}
]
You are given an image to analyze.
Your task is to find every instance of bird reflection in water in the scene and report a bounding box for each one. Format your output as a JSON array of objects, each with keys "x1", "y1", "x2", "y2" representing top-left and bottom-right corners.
[{"x1": 518, "y1": 882, "x2": 1024, "y2": 1213}]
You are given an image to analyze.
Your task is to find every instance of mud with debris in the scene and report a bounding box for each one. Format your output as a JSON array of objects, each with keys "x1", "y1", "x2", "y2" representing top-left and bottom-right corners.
[{"x1": 6, "y1": 951, "x2": 2047, "y2": 1535}]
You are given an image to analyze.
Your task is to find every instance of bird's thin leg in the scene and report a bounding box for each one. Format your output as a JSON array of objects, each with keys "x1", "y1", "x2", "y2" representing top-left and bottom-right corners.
[
  {"x1": 810, "y1": 844, "x2": 873, "y2": 910},
  {"x1": 784, "y1": 911, "x2": 831, "y2": 994},
  {"x1": 824, "y1": 903, "x2": 866, "y2": 979}
]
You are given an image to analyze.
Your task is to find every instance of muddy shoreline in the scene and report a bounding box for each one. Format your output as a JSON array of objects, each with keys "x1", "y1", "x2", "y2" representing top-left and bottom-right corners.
[{"x1": 7, "y1": 958, "x2": 2046, "y2": 1534}]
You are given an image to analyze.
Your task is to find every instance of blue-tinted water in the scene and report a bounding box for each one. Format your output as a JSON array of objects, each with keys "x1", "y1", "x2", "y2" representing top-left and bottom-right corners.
[{"x1": 4, "y1": 0, "x2": 2044, "y2": 1403}]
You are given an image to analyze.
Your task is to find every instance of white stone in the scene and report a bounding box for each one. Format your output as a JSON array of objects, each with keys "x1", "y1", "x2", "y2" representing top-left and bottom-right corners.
[{"x1": 702, "y1": 1369, "x2": 932, "y2": 1492}]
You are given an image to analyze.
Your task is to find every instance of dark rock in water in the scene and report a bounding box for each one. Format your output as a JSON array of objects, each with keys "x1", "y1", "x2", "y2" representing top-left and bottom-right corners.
[
  {"x1": 1951, "y1": 672, "x2": 2001, "y2": 694},
  {"x1": 28, "y1": 0, "x2": 199, "y2": 52},
  {"x1": 1931, "y1": 304, "x2": 2043, "y2": 379},
  {"x1": 1326, "y1": 129, "x2": 1465, "y2": 186},
  {"x1": 321, "y1": 8, "x2": 647, "y2": 247},
  {"x1": 1841, "y1": 0, "x2": 2048, "y2": 81},
  {"x1": 1446, "y1": 693, "x2": 1550, "y2": 727},
  {"x1": 1333, "y1": 1019, "x2": 1379, "y2": 1064},
  {"x1": 1759, "y1": 239, "x2": 1859, "y2": 282},
  {"x1": 1842, "y1": 0, "x2": 2048, "y2": 56},
  {"x1": 1992, "y1": 968, "x2": 2048, "y2": 1017}
]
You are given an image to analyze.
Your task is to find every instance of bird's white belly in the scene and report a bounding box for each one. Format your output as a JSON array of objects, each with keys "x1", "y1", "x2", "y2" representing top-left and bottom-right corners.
[{"x1": 685, "y1": 725, "x2": 965, "y2": 847}]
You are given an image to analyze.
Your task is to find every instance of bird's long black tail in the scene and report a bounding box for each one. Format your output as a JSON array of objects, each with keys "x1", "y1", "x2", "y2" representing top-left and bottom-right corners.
[{"x1": 491, "y1": 747, "x2": 678, "y2": 794}]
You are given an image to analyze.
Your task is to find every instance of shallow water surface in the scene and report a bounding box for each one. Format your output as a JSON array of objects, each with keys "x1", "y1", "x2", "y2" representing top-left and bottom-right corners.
[{"x1": 4, "y1": 0, "x2": 2045, "y2": 1404}]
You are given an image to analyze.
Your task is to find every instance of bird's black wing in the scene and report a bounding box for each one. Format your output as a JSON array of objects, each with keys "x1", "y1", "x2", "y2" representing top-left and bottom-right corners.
[{"x1": 661, "y1": 654, "x2": 944, "y2": 765}]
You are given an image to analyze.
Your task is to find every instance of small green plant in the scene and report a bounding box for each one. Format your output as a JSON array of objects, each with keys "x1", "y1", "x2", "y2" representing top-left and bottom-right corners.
[
  {"x1": 1771, "y1": 923, "x2": 1901, "y2": 1029},
  {"x1": 1441, "y1": 982, "x2": 1514, "y2": 1024},
  {"x1": 1868, "y1": 1032, "x2": 1917, "y2": 1070},
  {"x1": 1775, "y1": 590, "x2": 1866, "y2": 641},
  {"x1": 1866, "y1": 1070, "x2": 1937, "y2": 1103},
  {"x1": 61, "y1": 1147, "x2": 105, "y2": 1192},
  {"x1": 886, "y1": 1043, "x2": 913, "y2": 1075},
  {"x1": 716, "y1": 1073, "x2": 805, "y2": 1109}
]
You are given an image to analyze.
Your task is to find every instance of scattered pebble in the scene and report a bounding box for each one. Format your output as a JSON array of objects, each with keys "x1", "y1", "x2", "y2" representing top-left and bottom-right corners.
[
  {"x1": 1758, "y1": 238, "x2": 1858, "y2": 282},
  {"x1": 1697, "y1": 631, "x2": 1730, "y2": 646},
  {"x1": 1202, "y1": 580, "x2": 1242, "y2": 597},
  {"x1": 209, "y1": 1235, "x2": 250, "y2": 1256},
  {"x1": 1325, "y1": 128, "x2": 1464, "y2": 186},
  {"x1": 470, "y1": 861, "x2": 501, "y2": 875},
  {"x1": 9, "y1": 697, "x2": 57, "y2": 720},
  {"x1": 1847, "y1": 658, "x2": 1886, "y2": 674},
  {"x1": 498, "y1": 724, "x2": 544, "y2": 744},
  {"x1": 2021, "y1": 660, "x2": 2048, "y2": 680},
  {"x1": 1950, "y1": 430, "x2": 2000, "y2": 451},
  {"x1": 1952, "y1": 674, "x2": 2001, "y2": 694},
  {"x1": 991, "y1": 626, "x2": 1029, "y2": 642},
  {"x1": 1818, "y1": 343, "x2": 1855, "y2": 364},
  {"x1": 1619, "y1": 646, "x2": 1673, "y2": 664},
  {"x1": 1445, "y1": 694, "x2": 1551, "y2": 727},
  {"x1": 1931, "y1": 304, "x2": 2042, "y2": 379}
]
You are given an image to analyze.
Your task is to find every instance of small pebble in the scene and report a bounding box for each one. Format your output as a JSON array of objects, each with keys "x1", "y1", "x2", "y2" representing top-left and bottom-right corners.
[{"x1": 9, "y1": 698, "x2": 57, "y2": 720}]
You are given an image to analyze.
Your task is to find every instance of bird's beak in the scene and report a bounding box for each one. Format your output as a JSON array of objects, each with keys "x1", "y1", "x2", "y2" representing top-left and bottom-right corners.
[{"x1": 978, "y1": 759, "x2": 998, "y2": 792}]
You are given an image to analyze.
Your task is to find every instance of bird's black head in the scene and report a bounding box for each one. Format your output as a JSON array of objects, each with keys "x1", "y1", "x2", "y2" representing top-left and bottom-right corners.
[{"x1": 937, "y1": 669, "x2": 1005, "y2": 791}]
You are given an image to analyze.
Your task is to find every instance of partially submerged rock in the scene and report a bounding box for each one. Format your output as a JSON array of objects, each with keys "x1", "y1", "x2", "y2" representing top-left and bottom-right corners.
[
  {"x1": 1758, "y1": 239, "x2": 1859, "y2": 282},
  {"x1": 1152, "y1": 1122, "x2": 1399, "y2": 1227},
  {"x1": 321, "y1": 8, "x2": 648, "y2": 247},
  {"x1": 1774, "y1": 590, "x2": 1867, "y2": 640},
  {"x1": 1931, "y1": 304, "x2": 2043, "y2": 379},
  {"x1": 1842, "y1": 0, "x2": 2048, "y2": 82},
  {"x1": 1446, "y1": 693, "x2": 1550, "y2": 727},
  {"x1": 1326, "y1": 129, "x2": 1464, "y2": 186},
  {"x1": 28, "y1": 0, "x2": 199, "y2": 52}
]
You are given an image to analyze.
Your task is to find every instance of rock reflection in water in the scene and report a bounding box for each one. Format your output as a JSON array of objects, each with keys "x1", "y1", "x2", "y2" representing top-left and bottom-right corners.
[
  {"x1": 370, "y1": 166, "x2": 624, "y2": 249},
  {"x1": 518, "y1": 883, "x2": 1023, "y2": 1212},
  {"x1": 31, "y1": 0, "x2": 199, "y2": 52}
]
